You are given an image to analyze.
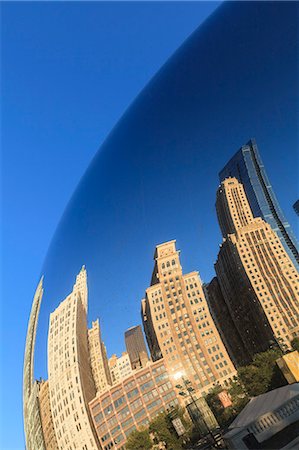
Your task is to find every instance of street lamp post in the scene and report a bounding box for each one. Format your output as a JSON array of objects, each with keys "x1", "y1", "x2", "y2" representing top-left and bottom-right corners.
[{"x1": 175, "y1": 376, "x2": 217, "y2": 447}]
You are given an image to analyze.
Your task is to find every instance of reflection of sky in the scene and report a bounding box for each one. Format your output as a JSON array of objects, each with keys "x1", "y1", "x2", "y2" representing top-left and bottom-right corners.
[
  {"x1": 2, "y1": 3, "x2": 220, "y2": 447},
  {"x1": 35, "y1": 0, "x2": 299, "y2": 382}
]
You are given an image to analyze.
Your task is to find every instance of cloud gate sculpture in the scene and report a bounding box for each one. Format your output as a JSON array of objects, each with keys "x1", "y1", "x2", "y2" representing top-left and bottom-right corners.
[{"x1": 23, "y1": 2, "x2": 299, "y2": 449}]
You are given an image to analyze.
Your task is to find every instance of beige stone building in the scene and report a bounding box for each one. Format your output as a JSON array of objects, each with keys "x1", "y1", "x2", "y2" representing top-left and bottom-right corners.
[
  {"x1": 109, "y1": 352, "x2": 133, "y2": 385},
  {"x1": 142, "y1": 241, "x2": 236, "y2": 398},
  {"x1": 88, "y1": 319, "x2": 112, "y2": 395},
  {"x1": 48, "y1": 266, "x2": 100, "y2": 450},
  {"x1": 89, "y1": 359, "x2": 179, "y2": 450},
  {"x1": 215, "y1": 177, "x2": 299, "y2": 356},
  {"x1": 39, "y1": 380, "x2": 58, "y2": 450},
  {"x1": 23, "y1": 277, "x2": 46, "y2": 450}
]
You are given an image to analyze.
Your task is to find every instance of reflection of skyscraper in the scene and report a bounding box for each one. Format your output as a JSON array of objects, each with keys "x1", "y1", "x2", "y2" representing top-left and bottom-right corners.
[
  {"x1": 48, "y1": 267, "x2": 100, "y2": 449},
  {"x1": 293, "y1": 200, "x2": 299, "y2": 217},
  {"x1": 89, "y1": 359, "x2": 179, "y2": 449},
  {"x1": 219, "y1": 139, "x2": 299, "y2": 270},
  {"x1": 39, "y1": 380, "x2": 58, "y2": 450},
  {"x1": 142, "y1": 241, "x2": 236, "y2": 396},
  {"x1": 125, "y1": 325, "x2": 149, "y2": 369},
  {"x1": 215, "y1": 177, "x2": 299, "y2": 355},
  {"x1": 109, "y1": 352, "x2": 133, "y2": 385},
  {"x1": 23, "y1": 277, "x2": 45, "y2": 450},
  {"x1": 205, "y1": 277, "x2": 250, "y2": 366},
  {"x1": 88, "y1": 319, "x2": 111, "y2": 394}
]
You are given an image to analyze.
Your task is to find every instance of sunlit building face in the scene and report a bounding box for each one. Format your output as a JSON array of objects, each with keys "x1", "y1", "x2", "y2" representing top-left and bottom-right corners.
[
  {"x1": 142, "y1": 241, "x2": 236, "y2": 396},
  {"x1": 215, "y1": 178, "x2": 299, "y2": 354}
]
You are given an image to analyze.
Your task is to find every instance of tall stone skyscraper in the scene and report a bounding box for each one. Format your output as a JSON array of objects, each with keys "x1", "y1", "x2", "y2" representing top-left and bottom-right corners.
[
  {"x1": 205, "y1": 277, "x2": 250, "y2": 366},
  {"x1": 23, "y1": 277, "x2": 46, "y2": 450},
  {"x1": 125, "y1": 325, "x2": 149, "y2": 369},
  {"x1": 48, "y1": 267, "x2": 100, "y2": 449},
  {"x1": 215, "y1": 177, "x2": 299, "y2": 356},
  {"x1": 88, "y1": 319, "x2": 111, "y2": 394},
  {"x1": 142, "y1": 241, "x2": 236, "y2": 396},
  {"x1": 38, "y1": 380, "x2": 58, "y2": 450},
  {"x1": 219, "y1": 139, "x2": 299, "y2": 270}
]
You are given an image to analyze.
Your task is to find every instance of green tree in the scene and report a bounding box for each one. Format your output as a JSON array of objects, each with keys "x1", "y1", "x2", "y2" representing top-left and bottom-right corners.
[
  {"x1": 237, "y1": 348, "x2": 284, "y2": 397},
  {"x1": 291, "y1": 337, "x2": 299, "y2": 352},
  {"x1": 125, "y1": 428, "x2": 152, "y2": 450},
  {"x1": 149, "y1": 408, "x2": 189, "y2": 450},
  {"x1": 205, "y1": 381, "x2": 249, "y2": 427}
]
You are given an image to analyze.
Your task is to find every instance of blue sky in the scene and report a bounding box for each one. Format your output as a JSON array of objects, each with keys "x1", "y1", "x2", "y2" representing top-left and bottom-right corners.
[
  {"x1": 2, "y1": 2, "x2": 299, "y2": 449},
  {"x1": 1, "y1": 2, "x2": 221, "y2": 448}
]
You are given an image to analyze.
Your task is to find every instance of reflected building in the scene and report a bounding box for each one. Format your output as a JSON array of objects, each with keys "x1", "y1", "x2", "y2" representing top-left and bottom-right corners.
[
  {"x1": 205, "y1": 278, "x2": 250, "y2": 366},
  {"x1": 39, "y1": 380, "x2": 58, "y2": 450},
  {"x1": 125, "y1": 325, "x2": 149, "y2": 370},
  {"x1": 89, "y1": 359, "x2": 178, "y2": 450},
  {"x1": 219, "y1": 139, "x2": 299, "y2": 270},
  {"x1": 109, "y1": 353, "x2": 133, "y2": 385},
  {"x1": 48, "y1": 267, "x2": 100, "y2": 449},
  {"x1": 215, "y1": 177, "x2": 299, "y2": 356},
  {"x1": 88, "y1": 319, "x2": 112, "y2": 394},
  {"x1": 293, "y1": 200, "x2": 299, "y2": 217},
  {"x1": 142, "y1": 241, "x2": 236, "y2": 397},
  {"x1": 23, "y1": 278, "x2": 45, "y2": 450}
]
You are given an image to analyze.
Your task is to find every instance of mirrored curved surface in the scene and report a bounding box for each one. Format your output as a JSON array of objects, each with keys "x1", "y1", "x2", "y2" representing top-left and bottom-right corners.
[{"x1": 23, "y1": 2, "x2": 299, "y2": 449}]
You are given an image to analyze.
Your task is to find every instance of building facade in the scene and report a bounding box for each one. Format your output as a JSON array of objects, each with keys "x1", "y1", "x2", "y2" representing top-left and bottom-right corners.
[
  {"x1": 88, "y1": 319, "x2": 112, "y2": 394},
  {"x1": 125, "y1": 325, "x2": 149, "y2": 370},
  {"x1": 23, "y1": 277, "x2": 46, "y2": 450},
  {"x1": 215, "y1": 178, "x2": 299, "y2": 355},
  {"x1": 205, "y1": 278, "x2": 250, "y2": 366},
  {"x1": 39, "y1": 380, "x2": 58, "y2": 450},
  {"x1": 89, "y1": 359, "x2": 179, "y2": 450},
  {"x1": 48, "y1": 267, "x2": 100, "y2": 450},
  {"x1": 293, "y1": 200, "x2": 299, "y2": 217},
  {"x1": 142, "y1": 241, "x2": 236, "y2": 398},
  {"x1": 109, "y1": 352, "x2": 133, "y2": 385},
  {"x1": 219, "y1": 139, "x2": 299, "y2": 270}
]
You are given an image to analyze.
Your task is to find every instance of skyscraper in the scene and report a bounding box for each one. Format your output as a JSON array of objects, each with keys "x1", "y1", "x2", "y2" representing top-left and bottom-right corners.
[
  {"x1": 109, "y1": 352, "x2": 133, "y2": 385},
  {"x1": 215, "y1": 177, "x2": 299, "y2": 355},
  {"x1": 219, "y1": 139, "x2": 299, "y2": 270},
  {"x1": 48, "y1": 267, "x2": 100, "y2": 449},
  {"x1": 125, "y1": 325, "x2": 149, "y2": 370},
  {"x1": 23, "y1": 277, "x2": 46, "y2": 450},
  {"x1": 205, "y1": 278, "x2": 251, "y2": 366},
  {"x1": 142, "y1": 241, "x2": 236, "y2": 396},
  {"x1": 38, "y1": 380, "x2": 58, "y2": 450},
  {"x1": 293, "y1": 200, "x2": 299, "y2": 217},
  {"x1": 88, "y1": 319, "x2": 112, "y2": 394}
]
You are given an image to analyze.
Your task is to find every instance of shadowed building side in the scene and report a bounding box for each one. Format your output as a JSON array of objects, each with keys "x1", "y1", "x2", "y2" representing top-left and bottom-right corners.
[
  {"x1": 205, "y1": 277, "x2": 251, "y2": 366},
  {"x1": 23, "y1": 277, "x2": 46, "y2": 450},
  {"x1": 125, "y1": 325, "x2": 149, "y2": 370}
]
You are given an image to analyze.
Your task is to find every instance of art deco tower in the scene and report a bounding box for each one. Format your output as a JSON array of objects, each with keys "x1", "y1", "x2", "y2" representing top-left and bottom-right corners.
[
  {"x1": 23, "y1": 277, "x2": 46, "y2": 450},
  {"x1": 215, "y1": 177, "x2": 299, "y2": 356},
  {"x1": 219, "y1": 139, "x2": 299, "y2": 270},
  {"x1": 142, "y1": 241, "x2": 236, "y2": 396},
  {"x1": 88, "y1": 319, "x2": 112, "y2": 394},
  {"x1": 48, "y1": 267, "x2": 100, "y2": 449}
]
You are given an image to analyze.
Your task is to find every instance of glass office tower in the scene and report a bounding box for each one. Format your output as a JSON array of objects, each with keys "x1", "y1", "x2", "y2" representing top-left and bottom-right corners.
[{"x1": 219, "y1": 139, "x2": 299, "y2": 270}]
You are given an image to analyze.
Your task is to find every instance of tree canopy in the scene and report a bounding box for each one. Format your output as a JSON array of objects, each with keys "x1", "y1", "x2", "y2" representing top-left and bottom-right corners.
[{"x1": 125, "y1": 428, "x2": 152, "y2": 450}]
